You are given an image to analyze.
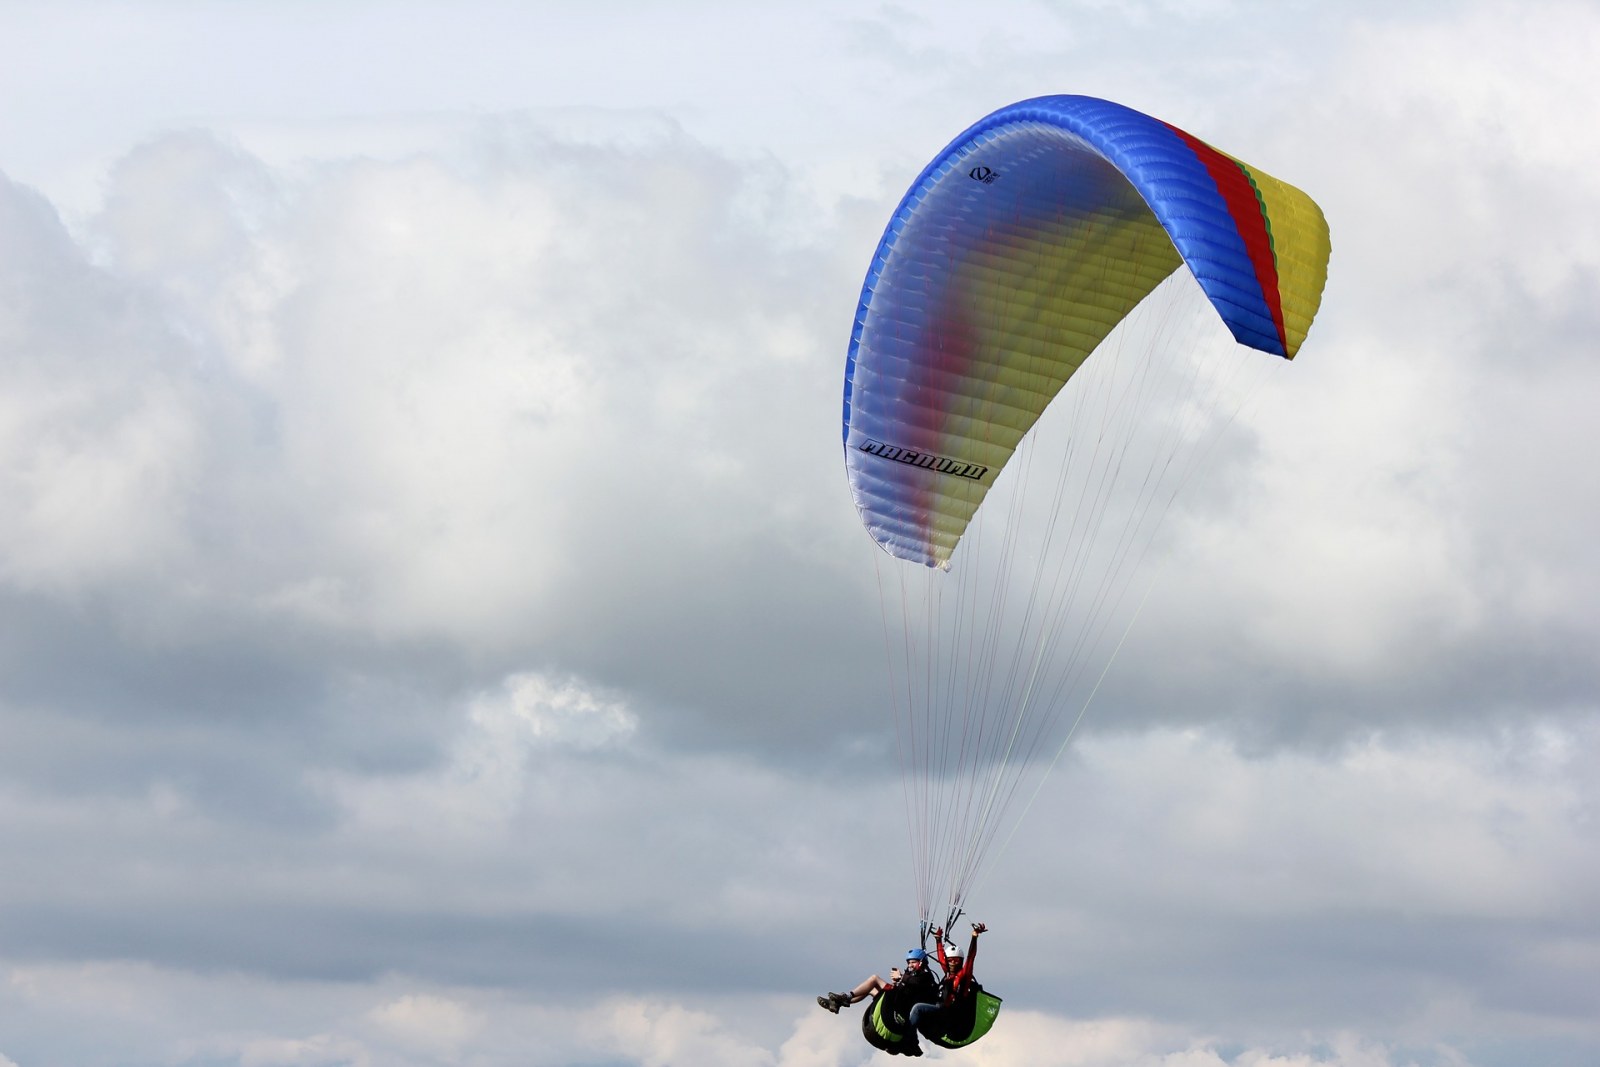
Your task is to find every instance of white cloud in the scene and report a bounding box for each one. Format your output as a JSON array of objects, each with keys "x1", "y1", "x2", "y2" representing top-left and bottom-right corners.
[
  {"x1": 0, "y1": 177, "x2": 202, "y2": 591},
  {"x1": 1112, "y1": 0, "x2": 1600, "y2": 724},
  {"x1": 345, "y1": 670, "x2": 639, "y2": 831},
  {"x1": 9, "y1": 117, "x2": 858, "y2": 685},
  {"x1": 603, "y1": 999, "x2": 780, "y2": 1067},
  {"x1": 0, "y1": 962, "x2": 1485, "y2": 1067},
  {"x1": 774, "y1": 1011, "x2": 871, "y2": 1067},
  {"x1": 236, "y1": 1034, "x2": 373, "y2": 1067},
  {"x1": 948, "y1": 1014, "x2": 1458, "y2": 1067},
  {"x1": 368, "y1": 993, "x2": 485, "y2": 1056},
  {"x1": 474, "y1": 671, "x2": 638, "y2": 750}
]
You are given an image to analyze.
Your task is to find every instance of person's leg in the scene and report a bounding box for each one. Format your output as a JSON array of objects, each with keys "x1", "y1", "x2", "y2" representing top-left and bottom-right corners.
[
  {"x1": 820, "y1": 974, "x2": 883, "y2": 1013},
  {"x1": 848, "y1": 975, "x2": 888, "y2": 1003},
  {"x1": 909, "y1": 1001, "x2": 942, "y2": 1038}
]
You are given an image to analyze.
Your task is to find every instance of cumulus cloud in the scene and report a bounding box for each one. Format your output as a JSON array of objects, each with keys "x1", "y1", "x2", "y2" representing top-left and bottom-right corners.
[
  {"x1": 0, "y1": 964, "x2": 1490, "y2": 1067},
  {"x1": 0, "y1": 174, "x2": 201, "y2": 590},
  {"x1": 495, "y1": 671, "x2": 637, "y2": 746},
  {"x1": 1, "y1": 119, "x2": 881, "y2": 766},
  {"x1": 952, "y1": 1013, "x2": 1462, "y2": 1067},
  {"x1": 368, "y1": 992, "x2": 485, "y2": 1057},
  {"x1": 1098, "y1": 1, "x2": 1600, "y2": 743}
]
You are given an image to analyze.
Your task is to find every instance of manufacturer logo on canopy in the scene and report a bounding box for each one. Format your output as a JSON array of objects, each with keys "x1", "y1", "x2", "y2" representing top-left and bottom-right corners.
[{"x1": 858, "y1": 439, "x2": 990, "y2": 481}]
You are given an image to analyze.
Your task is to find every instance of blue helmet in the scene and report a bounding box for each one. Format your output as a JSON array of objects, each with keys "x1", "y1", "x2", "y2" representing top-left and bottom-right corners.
[{"x1": 906, "y1": 948, "x2": 927, "y2": 962}]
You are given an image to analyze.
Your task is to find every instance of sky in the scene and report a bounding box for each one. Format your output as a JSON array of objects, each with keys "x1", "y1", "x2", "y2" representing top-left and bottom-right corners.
[{"x1": 1, "y1": 2, "x2": 1598, "y2": 1066}]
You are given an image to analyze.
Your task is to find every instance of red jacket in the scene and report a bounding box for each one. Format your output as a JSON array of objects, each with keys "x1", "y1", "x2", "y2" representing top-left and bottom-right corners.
[{"x1": 933, "y1": 933, "x2": 979, "y2": 1004}]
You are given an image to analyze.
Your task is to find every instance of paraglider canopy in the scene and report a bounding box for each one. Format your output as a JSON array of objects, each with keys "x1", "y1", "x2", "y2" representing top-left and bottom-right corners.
[{"x1": 843, "y1": 94, "x2": 1330, "y2": 570}]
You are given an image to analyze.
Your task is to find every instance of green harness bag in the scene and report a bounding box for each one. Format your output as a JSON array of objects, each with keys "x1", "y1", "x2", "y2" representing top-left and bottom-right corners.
[
  {"x1": 926, "y1": 986, "x2": 1003, "y2": 1050},
  {"x1": 861, "y1": 990, "x2": 921, "y2": 1055}
]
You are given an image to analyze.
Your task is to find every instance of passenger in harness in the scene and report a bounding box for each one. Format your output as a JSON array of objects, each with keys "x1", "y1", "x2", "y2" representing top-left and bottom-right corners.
[
  {"x1": 817, "y1": 946, "x2": 936, "y2": 1013},
  {"x1": 819, "y1": 946, "x2": 941, "y2": 1056}
]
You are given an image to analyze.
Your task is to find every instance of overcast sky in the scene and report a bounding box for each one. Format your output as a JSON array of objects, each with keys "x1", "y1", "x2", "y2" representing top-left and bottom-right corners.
[{"x1": 1, "y1": 2, "x2": 1598, "y2": 1066}]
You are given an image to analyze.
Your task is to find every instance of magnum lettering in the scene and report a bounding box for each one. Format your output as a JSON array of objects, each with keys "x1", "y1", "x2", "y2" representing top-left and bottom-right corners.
[{"x1": 859, "y1": 439, "x2": 989, "y2": 481}]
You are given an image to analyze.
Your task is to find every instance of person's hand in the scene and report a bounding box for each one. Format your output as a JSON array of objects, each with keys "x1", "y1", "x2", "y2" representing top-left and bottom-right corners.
[
  {"x1": 972, "y1": 922, "x2": 988, "y2": 935},
  {"x1": 890, "y1": 967, "x2": 901, "y2": 980},
  {"x1": 932, "y1": 926, "x2": 943, "y2": 939}
]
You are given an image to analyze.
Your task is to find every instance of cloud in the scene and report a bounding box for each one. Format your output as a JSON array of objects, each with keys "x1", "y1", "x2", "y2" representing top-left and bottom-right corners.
[
  {"x1": 0, "y1": 127, "x2": 885, "y2": 940},
  {"x1": 603, "y1": 999, "x2": 782, "y2": 1067},
  {"x1": 0, "y1": 173, "x2": 201, "y2": 591},
  {"x1": 368, "y1": 992, "x2": 485, "y2": 1057},
  {"x1": 0, "y1": 962, "x2": 1492, "y2": 1067},
  {"x1": 465, "y1": 670, "x2": 637, "y2": 757},
  {"x1": 950, "y1": 1013, "x2": 1465, "y2": 1067},
  {"x1": 12, "y1": 1, "x2": 1590, "y2": 769},
  {"x1": 4, "y1": 119, "x2": 883, "y2": 761},
  {"x1": 1090, "y1": 0, "x2": 1600, "y2": 743},
  {"x1": 4, "y1": 703, "x2": 1596, "y2": 1061},
  {"x1": 1, "y1": 4, "x2": 1598, "y2": 1067}
]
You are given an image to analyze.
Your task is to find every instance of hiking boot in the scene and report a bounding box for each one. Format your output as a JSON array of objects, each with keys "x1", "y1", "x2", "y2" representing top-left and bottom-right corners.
[{"x1": 817, "y1": 993, "x2": 846, "y2": 1013}]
